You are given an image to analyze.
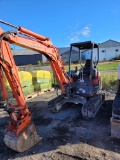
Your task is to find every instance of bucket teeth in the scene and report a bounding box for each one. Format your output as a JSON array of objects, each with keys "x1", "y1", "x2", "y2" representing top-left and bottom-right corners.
[{"x1": 4, "y1": 121, "x2": 41, "y2": 152}]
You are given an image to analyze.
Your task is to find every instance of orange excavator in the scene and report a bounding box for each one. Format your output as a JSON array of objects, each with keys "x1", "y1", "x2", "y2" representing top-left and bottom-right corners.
[{"x1": 0, "y1": 20, "x2": 104, "y2": 152}]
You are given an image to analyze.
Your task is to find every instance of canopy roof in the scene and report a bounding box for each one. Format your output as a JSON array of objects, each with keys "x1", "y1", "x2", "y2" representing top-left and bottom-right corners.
[{"x1": 71, "y1": 41, "x2": 98, "y2": 50}]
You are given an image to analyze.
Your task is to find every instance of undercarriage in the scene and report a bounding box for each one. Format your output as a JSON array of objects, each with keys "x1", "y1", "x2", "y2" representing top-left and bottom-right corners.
[{"x1": 49, "y1": 91, "x2": 105, "y2": 119}]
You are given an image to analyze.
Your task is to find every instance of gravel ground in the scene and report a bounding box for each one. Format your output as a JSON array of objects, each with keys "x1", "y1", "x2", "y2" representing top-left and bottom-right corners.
[{"x1": 0, "y1": 90, "x2": 120, "y2": 160}]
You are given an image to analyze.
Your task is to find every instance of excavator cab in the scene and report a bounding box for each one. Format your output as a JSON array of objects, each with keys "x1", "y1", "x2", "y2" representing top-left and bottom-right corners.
[
  {"x1": 68, "y1": 41, "x2": 100, "y2": 97},
  {"x1": 54, "y1": 41, "x2": 105, "y2": 118}
]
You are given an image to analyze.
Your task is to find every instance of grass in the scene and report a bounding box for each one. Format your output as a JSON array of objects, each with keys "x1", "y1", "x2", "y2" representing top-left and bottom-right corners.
[
  {"x1": 65, "y1": 60, "x2": 120, "y2": 71},
  {"x1": 101, "y1": 72, "x2": 118, "y2": 90},
  {"x1": 97, "y1": 61, "x2": 120, "y2": 71}
]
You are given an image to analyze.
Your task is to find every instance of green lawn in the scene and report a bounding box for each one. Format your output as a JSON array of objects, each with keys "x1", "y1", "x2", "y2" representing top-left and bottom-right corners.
[
  {"x1": 65, "y1": 61, "x2": 120, "y2": 71},
  {"x1": 97, "y1": 61, "x2": 120, "y2": 71}
]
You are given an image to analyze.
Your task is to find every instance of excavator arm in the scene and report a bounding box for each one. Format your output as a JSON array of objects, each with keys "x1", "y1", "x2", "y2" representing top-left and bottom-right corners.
[
  {"x1": 0, "y1": 20, "x2": 69, "y2": 152},
  {"x1": 0, "y1": 21, "x2": 69, "y2": 93}
]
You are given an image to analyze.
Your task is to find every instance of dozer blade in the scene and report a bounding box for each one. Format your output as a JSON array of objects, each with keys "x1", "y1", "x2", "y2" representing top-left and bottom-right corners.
[
  {"x1": 51, "y1": 96, "x2": 87, "y2": 112},
  {"x1": 4, "y1": 121, "x2": 41, "y2": 152}
]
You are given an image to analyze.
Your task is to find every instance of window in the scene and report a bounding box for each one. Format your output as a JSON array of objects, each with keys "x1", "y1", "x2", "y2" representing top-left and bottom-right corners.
[{"x1": 115, "y1": 49, "x2": 118, "y2": 52}]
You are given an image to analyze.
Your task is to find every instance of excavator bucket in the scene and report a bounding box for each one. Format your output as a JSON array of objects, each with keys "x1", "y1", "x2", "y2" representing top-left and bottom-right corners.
[{"x1": 4, "y1": 121, "x2": 41, "y2": 152}]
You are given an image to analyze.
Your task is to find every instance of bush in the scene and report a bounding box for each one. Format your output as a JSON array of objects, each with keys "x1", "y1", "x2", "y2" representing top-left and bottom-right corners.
[
  {"x1": 37, "y1": 61, "x2": 41, "y2": 66},
  {"x1": 114, "y1": 55, "x2": 120, "y2": 60}
]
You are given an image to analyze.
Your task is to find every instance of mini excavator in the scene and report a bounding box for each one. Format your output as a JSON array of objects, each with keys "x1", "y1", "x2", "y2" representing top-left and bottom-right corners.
[
  {"x1": 51, "y1": 41, "x2": 105, "y2": 118},
  {"x1": 0, "y1": 20, "x2": 104, "y2": 152}
]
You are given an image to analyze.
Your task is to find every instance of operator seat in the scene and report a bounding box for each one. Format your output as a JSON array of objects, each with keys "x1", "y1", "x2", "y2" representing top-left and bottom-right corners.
[{"x1": 83, "y1": 59, "x2": 97, "y2": 78}]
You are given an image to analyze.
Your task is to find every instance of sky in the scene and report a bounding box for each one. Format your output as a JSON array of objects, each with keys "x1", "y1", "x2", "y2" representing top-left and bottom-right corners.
[{"x1": 0, "y1": 0, "x2": 120, "y2": 48}]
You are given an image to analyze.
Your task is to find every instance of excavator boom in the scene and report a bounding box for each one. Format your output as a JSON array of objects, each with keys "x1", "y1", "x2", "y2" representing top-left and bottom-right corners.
[{"x1": 0, "y1": 20, "x2": 69, "y2": 152}]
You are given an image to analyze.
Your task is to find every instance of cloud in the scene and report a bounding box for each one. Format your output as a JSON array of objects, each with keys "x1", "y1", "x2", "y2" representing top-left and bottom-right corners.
[
  {"x1": 67, "y1": 25, "x2": 91, "y2": 43},
  {"x1": 70, "y1": 35, "x2": 79, "y2": 42},
  {"x1": 81, "y1": 26, "x2": 90, "y2": 37}
]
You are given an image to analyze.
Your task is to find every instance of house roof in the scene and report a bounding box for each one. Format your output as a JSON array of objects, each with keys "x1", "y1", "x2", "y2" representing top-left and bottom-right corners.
[
  {"x1": 58, "y1": 47, "x2": 81, "y2": 55},
  {"x1": 62, "y1": 49, "x2": 79, "y2": 55},
  {"x1": 12, "y1": 49, "x2": 40, "y2": 56},
  {"x1": 57, "y1": 47, "x2": 70, "y2": 55},
  {"x1": 99, "y1": 39, "x2": 120, "y2": 48},
  {"x1": 12, "y1": 47, "x2": 71, "y2": 56}
]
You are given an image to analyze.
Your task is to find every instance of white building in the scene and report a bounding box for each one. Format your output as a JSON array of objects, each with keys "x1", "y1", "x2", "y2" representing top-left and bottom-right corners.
[{"x1": 83, "y1": 40, "x2": 120, "y2": 61}]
